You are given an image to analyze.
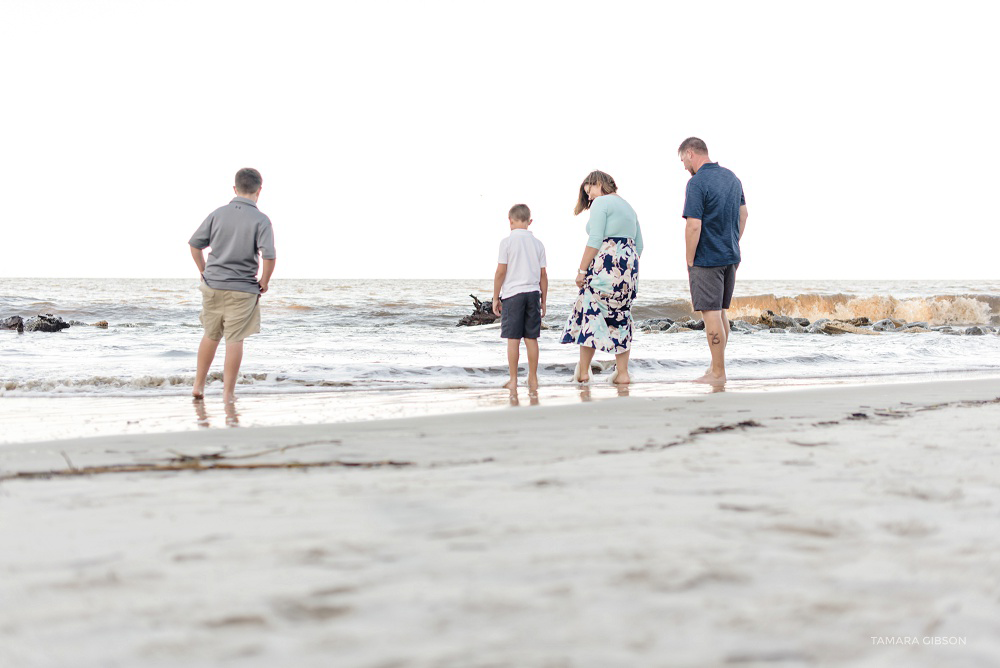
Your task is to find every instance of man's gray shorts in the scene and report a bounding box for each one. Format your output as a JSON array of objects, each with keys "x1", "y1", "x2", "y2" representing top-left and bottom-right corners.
[
  {"x1": 688, "y1": 264, "x2": 739, "y2": 312},
  {"x1": 500, "y1": 291, "x2": 541, "y2": 339}
]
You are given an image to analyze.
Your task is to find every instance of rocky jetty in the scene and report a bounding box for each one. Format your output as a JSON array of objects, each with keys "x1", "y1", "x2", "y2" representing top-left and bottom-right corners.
[
  {"x1": 457, "y1": 295, "x2": 500, "y2": 327},
  {"x1": 25, "y1": 314, "x2": 71, "y2": 332},
  {"x1": 1, "y1": 316, "x2": 24, "y2": 333},
  {"x1": 636, "y1": 309, "x2": 998, "y2": 337},
  {"x1": 2, "y1": 314, "x2": 71, "y2": 333}
]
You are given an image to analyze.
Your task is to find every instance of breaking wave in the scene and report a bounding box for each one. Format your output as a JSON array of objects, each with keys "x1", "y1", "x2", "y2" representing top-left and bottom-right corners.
[
  {"x1": 635, "y1": 293, "x2": 996, "y2": 326},
  {"x1": 727, "y1": 294, "x2": 993, "y2": 325}
]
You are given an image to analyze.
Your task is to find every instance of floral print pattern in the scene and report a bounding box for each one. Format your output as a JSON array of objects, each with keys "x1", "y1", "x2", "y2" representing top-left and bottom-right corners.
[{"x1": 561, "y1": 237, "x2": 639, "y2": 354}]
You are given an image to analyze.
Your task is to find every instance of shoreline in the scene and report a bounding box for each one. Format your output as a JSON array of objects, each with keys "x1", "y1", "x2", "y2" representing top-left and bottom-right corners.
[
  {"x1": 3, "y1": 369, "x2": 1000, "y2": 447},
  {"x1": 2, "y1": 377, "x2": 999, "y2": 666}
]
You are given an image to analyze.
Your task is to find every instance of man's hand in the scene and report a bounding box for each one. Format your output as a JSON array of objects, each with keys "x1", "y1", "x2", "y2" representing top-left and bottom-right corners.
[
  {"x1": 541, "y1": 301, "x2": 547, "y2": 317},
  {"x1": 492, "y1": 299, "x2": 502, "y2": 317},
  {"x1": 259, "y1": 281, "x2": 269, "y2": 295}
]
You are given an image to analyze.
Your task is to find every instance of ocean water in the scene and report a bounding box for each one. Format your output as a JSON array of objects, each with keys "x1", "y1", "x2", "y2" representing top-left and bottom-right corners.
[{"x1": 2, "y1": 278, "x2": 1000, "y2": 443}]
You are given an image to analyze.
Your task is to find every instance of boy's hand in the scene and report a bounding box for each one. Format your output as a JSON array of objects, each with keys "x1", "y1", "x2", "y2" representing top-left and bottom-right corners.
[
  {"x1": 540, "y1": 301, "x2": 546, "y2": 317},
  {"x1": 492, "y1": 299, "x2": 502, "y2": 317}
]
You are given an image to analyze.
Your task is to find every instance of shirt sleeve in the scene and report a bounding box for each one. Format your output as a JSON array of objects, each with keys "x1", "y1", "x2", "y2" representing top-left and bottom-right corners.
[
  {"x1": 586, "y1": 198, "x2": 609, "y2": 249},
  {"x1": 189, "y1": 213, "x2": 213, "y2": 249},
  {"x1": 257, "y1": 218, "x2": 276, "y2": 260},
  {"x1": 682, "y1": 180, "x2": 704, "y2": 219},
  {"x1": 740, "y1": 184, "x2": 746, "y2": 206},
  {"x1": 538, "y1": 241, "x2": 547, "y2": 268},
  {"x1": 497, "y1": 238, "x2": 508, "y2": 264},
  {"x1": 634, "y1": 218, "x2": 644, "y2": 257}
]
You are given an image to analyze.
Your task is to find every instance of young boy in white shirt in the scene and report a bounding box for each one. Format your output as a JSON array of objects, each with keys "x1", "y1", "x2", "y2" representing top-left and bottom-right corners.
[{"x1": 492, "y1": 204, "x2": 548, "y2": 389}]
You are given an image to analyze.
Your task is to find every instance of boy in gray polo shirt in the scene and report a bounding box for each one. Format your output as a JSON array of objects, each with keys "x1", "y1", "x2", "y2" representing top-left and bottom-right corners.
[{"x1": 188, "y1": 167, "x2": 276, "y2": 403}]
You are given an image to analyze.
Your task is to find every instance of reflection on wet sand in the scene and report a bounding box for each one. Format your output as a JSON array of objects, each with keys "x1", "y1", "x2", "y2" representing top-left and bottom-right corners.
[
  {"x1": 225, "y1": 401, "x2": 240, "y2": 427},
  {"x1": 192, "y1": 398, "x2": 241, "y2": 428},
  {"x1": 193, "y1": 399, "x2": 210, "y2": 428},
  {"x1": 508, "y1": 388, "x2": 540, "y2": 407}
]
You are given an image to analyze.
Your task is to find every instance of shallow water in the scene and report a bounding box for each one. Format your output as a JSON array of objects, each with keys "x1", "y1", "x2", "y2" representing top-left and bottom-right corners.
[{"x1": 2, "y1": 278, "x2": 1000, "y2": 442}]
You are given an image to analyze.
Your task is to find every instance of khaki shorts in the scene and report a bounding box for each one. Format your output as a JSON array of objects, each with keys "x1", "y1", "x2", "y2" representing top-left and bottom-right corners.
[{"x1": 199, "y1": 283, "x2": 261, "y2": 342}]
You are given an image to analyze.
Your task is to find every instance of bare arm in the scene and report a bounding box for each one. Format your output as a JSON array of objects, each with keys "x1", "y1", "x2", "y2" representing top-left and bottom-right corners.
[
  {"x1": 575, "y1": 246, "x2": 600, "y2": 288},
  {"x1": 190, "y1": 245, "x2": 206, "y2": 274},
  {"x1": 539, "y1": 267, "x2": 548, "y2": 317},
  {"x1": 259, "y1": 258, "x2": 276, "y2": 294},
  {"x1": 492, "y1": 264, "x2": 507, "y2": 316},
  {"x1": 685, "y1": 217, "x2": 702, "y2": 267},
  {"x1": 738, "y1": 205, "x2": 748, "y2": 240}
]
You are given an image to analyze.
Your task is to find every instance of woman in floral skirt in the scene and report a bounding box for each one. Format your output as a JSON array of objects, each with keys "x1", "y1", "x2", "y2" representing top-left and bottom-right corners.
[{"x1": 561, "y1": 170, "x2": 643, "y2": 384}]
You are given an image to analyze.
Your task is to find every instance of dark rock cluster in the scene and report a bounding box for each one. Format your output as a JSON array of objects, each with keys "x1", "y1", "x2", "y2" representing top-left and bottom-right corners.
[
  {"x1": 1, "y1": 316, "x2": 24, "y2": 333},
  {"x1": 1, "y1": 314, "x2": 72, "y2": 333},
  {"x1": 638, "y1": 310, "x2": 998, "y2": 336}
]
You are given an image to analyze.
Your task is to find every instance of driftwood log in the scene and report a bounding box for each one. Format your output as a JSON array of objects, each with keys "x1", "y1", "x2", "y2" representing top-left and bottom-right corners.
[{"x1": 457, "y1": 295, "x2": 499, "y2": 327}]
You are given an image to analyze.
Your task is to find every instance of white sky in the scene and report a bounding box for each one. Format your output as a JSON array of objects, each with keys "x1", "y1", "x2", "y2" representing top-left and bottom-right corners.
[{"x1": 2, "y1": 0, "x2": 997, "y2": 280}]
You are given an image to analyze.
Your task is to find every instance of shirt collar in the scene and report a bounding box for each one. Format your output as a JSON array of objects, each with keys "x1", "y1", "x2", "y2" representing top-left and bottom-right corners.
[
  {"x1": 230, "y1": 196, "x2": 259, "y2": 208},
  {"x1": 697, "y1": 162, "x2": 720, "y2": 172},
  {"x1": 511, "y1": 229, "x2": 532, "y2": 235}
]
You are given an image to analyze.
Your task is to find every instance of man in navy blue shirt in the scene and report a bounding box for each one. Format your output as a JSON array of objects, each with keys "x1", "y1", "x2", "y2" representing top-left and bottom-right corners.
[{"x1": 679, "y1": 137, "x2": 748, "y2": 385}]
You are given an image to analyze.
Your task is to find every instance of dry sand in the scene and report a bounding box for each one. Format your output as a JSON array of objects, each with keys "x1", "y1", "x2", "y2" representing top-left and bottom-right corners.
[{"x1": 1, "y1": 378, "x2": 999, "y2": 667}]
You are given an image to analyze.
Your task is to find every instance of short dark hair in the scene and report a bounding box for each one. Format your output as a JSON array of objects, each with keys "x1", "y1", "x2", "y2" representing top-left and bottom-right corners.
[
  {"x1": 235, "y1": 167, "x2": 262, "y2": 194},
  {"x1": 509, "y1": 203, "x2": 531, "y2": 222},
  {"x1": 677, "y1": 137, "x2": 709, "y2": 155}
]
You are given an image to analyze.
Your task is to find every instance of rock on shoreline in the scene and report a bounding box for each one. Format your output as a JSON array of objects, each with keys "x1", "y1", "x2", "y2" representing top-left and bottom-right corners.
[
  {"x1": 637, "y1": 309, "x2": 998, "y2": 336},
  {"x1": 2, "y1": 314, "x2": 72, "y2": 333}
]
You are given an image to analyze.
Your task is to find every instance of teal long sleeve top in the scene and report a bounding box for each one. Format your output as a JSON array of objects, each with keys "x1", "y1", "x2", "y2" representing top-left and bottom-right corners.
[{"x1": 585, "y1": 195, "x2": 643, "y2": 256}]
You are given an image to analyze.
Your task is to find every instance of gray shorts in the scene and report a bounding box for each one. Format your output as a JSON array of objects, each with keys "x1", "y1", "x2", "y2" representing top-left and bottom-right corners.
[
  {"x1": 688, "y1": 264, "x2": 738, "y2": 312},
  {"x1": 500, "y1": 291, "x2": 541, "y2": 339}
]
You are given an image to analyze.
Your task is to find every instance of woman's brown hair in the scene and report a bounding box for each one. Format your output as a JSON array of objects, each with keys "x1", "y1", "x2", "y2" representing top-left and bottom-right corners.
[{"x1": 574, "y1": 170, "x2": 617, "y2": 215}]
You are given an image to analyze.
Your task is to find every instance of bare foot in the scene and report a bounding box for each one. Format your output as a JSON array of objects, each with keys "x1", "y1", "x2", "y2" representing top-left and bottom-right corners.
[
  {"x1": 614, "y1": 372, "x2": 631, "y2": 385},
  {"x1": 192, "y1": 384, "x2": 205, "y2": 400},
  {"x1": 502, "y1": 379, "x2": 517, "y2": 389},
  {"x1": 192, "y1": 392, "x2": 204, "y2": 400},
  {"x1": 693, "y1": 372, "x2": 726, "y2": 386},
  {"x1": 528, "y1": 375, "x2": 539, "y2": 390},
  {"x1": 223, "y1": 393, "x2": 237, "y2": 404}
]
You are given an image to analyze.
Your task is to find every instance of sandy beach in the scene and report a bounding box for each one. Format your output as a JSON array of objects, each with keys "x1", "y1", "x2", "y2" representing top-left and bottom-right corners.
[{"x1": 2, "y1": 378, "x2": 999, "y2": 667}]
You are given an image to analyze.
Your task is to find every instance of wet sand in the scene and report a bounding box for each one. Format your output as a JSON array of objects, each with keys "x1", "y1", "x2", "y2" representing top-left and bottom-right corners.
[{"x1": 2, "y1": 378, "x2": 999, "y2": 667}]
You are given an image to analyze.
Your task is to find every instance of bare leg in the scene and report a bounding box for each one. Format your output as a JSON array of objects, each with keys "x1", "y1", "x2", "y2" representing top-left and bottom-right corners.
[
  {"x1": 504, "y1": 338, "x2": 520, "y2": 389},
  {"x1": 613, "y1": 348, "x2": 631, "y2": 384},
  {"x1": 706, "y1": 312, "x2": 732, "y2": 375},
  {"x1": 695, "y1": 310, "x2": 727, "y2": 385},
  {"x1": 577, "y1": 345, "x2": 596, "y2": 382},
  {"x1": 223, "y1": 339, "x2": 244, "y2": 403},
  {"x1": 193, "y1": 335, "x2": 220, "y2": 399},
  {"x1": 525, "y1": 338, "x2": 540, "y2": 389}
]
